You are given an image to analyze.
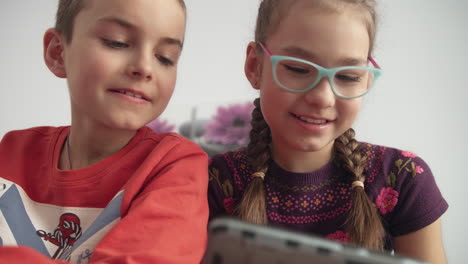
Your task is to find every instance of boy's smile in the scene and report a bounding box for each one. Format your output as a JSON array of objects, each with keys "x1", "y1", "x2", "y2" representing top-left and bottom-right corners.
[{"x1": 109, "y1": 88, "x2": 152, "y2": 103}]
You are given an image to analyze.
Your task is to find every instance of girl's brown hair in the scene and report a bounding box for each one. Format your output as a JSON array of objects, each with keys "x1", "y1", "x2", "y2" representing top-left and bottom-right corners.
[
  {"x1": 237, "y1": 0, "x2": 385, "y2": 250},
  {"x1": 55, "y1": 0, "x2": 187, "y2": 43}
]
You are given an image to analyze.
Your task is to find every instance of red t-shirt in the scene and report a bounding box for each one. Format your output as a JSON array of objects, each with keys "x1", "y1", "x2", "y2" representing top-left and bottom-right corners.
[{"x1": 0, "y1": 126, "x2": 209, "y2": 263}]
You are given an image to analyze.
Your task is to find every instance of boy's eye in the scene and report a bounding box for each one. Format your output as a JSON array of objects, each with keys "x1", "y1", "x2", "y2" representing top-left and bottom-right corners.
[
  {"x1": 102, "y1": 39, "x2": 129, "y2": 49},
  {"x1": 156, "y1": 55, "x2": 174, "y2": 67}
]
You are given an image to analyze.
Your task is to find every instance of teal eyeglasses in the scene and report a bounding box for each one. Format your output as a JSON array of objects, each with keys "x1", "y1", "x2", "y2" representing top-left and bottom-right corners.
[{"x1": 258, "y1": 42, "x2": 382, "y2": 99}]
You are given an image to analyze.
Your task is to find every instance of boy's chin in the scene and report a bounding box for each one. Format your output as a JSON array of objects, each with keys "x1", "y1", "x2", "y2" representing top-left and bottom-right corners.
[{"x1": 105, "y1": 120, "x2": 148, "y2": 132}]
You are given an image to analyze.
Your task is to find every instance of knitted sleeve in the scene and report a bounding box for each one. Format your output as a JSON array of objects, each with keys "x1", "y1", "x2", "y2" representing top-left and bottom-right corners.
[{"x1": 208, "y1": 153, "x2": 237, "y2": 221}]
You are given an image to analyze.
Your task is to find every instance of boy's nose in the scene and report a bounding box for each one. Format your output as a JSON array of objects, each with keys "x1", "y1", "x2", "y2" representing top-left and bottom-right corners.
[
  {"x1": 127, "y1": 53, "x2": 153, "y2": 81},
  {"x1": 130, "y1": 69, "x2": 152, "y2": 81},
  {"x1": 303, "y1": 77, "x2": 335, "y2": 108}
]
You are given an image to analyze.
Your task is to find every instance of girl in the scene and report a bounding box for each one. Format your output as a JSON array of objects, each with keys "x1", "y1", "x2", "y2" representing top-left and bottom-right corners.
[
  {"x1": 208, "y1": 0, "x2": 448, "y2": 263},
  {"x1": 0, "y1": 0, "x2": 208, "y2": 263}
]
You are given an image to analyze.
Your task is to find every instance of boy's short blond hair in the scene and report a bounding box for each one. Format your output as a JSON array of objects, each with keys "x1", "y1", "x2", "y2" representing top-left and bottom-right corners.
[{"x1": 55, "y1": 0, "x2": 187, "y2": 43}]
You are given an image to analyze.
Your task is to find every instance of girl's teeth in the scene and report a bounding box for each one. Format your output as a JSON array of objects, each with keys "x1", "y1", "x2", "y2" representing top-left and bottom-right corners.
[{"x1": 299, "y1": 116, "x2": 326, "y2": 124}]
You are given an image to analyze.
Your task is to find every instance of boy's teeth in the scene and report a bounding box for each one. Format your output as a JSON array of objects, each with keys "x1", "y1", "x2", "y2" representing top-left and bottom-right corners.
[
  {"x1": 299, "y1": 116, "x2": 326, "y2": 124},
  {"x1": 122, "y1": 91, "x2": 143, "y2": 99}
]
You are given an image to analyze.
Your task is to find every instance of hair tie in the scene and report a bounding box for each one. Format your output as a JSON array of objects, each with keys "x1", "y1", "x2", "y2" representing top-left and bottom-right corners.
[
  {"x1": 252, "y1": 172, "x2": 265, "y2": 181},
  {"x1": 351, "y1": 180, "x2": 364, "y2": 189}
]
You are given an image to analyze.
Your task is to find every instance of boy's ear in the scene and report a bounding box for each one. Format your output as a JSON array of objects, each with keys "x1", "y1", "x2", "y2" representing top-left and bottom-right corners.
[
  {"x1": 43, "y1": 28, "x2": 67, "y2": 78},
  {"x1": 244, "y1": 42, "x2": 262, "y2": 90}
]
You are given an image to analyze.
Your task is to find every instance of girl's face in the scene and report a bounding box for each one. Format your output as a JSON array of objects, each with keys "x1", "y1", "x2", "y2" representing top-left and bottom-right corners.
[
  {"x1": 253, "y1": 2, "x2": 371, "y2": 166},
  {"x1": 59, "y1": 0, "x2": 186, "y2": 131}
]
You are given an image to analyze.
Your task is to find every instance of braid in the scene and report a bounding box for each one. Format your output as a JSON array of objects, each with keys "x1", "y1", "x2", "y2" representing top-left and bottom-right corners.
[
  {"x1": 236, "y1": 98, "x2": 271, "y2": 224},
  {"x1": 334, "y1": 128, "x2": 385, "y2": 250},
  {"x1": 334, "y1": 129, "x2": 367, "y2": 181},
  {"x1": 246, "y1": 98, "x2": 271, "y2": 169}
]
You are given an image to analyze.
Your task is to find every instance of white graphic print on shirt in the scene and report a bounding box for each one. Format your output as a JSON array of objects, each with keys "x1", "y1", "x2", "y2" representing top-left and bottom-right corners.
[{"x1": 0, "y1": 178, "x2": 122, "y2": 263}]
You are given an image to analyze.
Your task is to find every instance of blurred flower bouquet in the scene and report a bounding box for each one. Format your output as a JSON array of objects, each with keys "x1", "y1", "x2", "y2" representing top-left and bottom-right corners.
[
  {"x1": 177, "y1": 102, "x2": 254, "y2": 157},
  {"x1": 146, "y1": 118, "x2": 176, "y2": 134},
  {"x1": 204, "y1": 102, "x2": 254, "y2": 145},
  {"x1": 150, "y1": 102, "x2": 254, "y2": 157},
  {"x1": 200, "y1": 102, "x2": 254, "y2": 156}
]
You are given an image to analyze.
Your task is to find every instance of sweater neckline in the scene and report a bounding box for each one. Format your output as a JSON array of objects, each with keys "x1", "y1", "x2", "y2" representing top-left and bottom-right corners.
[
  {"x1": 267, "y1": 158, "x2": 343, "y2": 186},
  {"x1": 51, "y1": 126, "x2": 148, "y2": 185}
]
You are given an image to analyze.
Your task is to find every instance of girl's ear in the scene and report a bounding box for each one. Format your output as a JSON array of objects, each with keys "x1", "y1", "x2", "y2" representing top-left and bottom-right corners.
[
  {"x1": 244, "y1": 42, "x2": 262, "y2": 90},
  {"x1": 43, "y1": 28, "x2": 67, "y2": 78}
]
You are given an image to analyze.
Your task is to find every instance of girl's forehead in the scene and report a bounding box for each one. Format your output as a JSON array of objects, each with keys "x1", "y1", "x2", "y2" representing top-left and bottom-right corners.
[
  {"x1": 267, "y1": 6, "x2": 370, "y2": 65},
  {"x1": 272, "y1": 1, "x2": 369, "y2": 34}
]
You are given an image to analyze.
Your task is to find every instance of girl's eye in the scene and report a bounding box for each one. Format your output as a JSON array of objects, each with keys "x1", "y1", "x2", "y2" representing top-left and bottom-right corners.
[
  {"x1": 102, "y1": 39, "x2": 129, "y2": 49},
  {"x1": 283, "y1": 64, "x2": 309, "y2": 74},
  {"x1": 156, "y1": 55, "x2": 174, "y2": 67},
  {"x1": 336, "y1": 74, "x2": 361, "y2": 82}
]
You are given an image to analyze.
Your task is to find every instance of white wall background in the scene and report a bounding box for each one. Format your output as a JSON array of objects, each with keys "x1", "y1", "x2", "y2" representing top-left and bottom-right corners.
[{"x1": 0, "y1": 0, "x2": 466, "y2": 262}]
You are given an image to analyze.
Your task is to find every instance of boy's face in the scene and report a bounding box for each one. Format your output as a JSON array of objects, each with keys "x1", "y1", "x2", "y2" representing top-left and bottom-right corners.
[{"x1": 59, "y1": 0, "x2": 186, "y2": 131}]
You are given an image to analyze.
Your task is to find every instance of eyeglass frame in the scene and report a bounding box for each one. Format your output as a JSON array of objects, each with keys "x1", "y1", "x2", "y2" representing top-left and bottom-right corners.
[{"x1": 257, "y1": 42, "x2": 382, "y2": 99}]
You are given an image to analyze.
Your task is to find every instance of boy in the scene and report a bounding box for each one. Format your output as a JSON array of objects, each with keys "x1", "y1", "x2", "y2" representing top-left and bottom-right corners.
[{"x1": 0, "y1": 0, "x2": 208, "y2": 263}]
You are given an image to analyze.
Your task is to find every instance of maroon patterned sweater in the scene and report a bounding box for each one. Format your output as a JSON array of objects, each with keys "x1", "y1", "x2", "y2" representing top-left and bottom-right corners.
[{"x1": 208, "y1": 142, "x2": 448, "y2": 249}]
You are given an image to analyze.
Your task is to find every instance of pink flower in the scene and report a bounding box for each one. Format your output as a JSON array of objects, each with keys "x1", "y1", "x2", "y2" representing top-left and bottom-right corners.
[
  {"x1": 415, "y1": 166, "x2": 424, "y2": 174},
  {"x1": 326, "y1": 230, "x2": 350, "y2": 243},
  {"x1": 146, "y1": 118, "x2": 175, "y2": 133},
  {"x1": 375, "y1": 187, "x2": 399, "y2": 215},
  {"x1": 223, "y1": 198, "x2": 235, "y2": 214},
  {"x1": 204, "y1": 102, "x2": 254, "y2": 145},
  {"x1": 401, "y1": 151, "x2": 417, "y2": 158}
]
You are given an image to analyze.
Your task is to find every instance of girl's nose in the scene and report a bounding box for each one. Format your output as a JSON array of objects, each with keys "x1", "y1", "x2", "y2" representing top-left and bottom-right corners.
[{"x1": 303, "y1": 77, "x2": 335, "y2": 108}]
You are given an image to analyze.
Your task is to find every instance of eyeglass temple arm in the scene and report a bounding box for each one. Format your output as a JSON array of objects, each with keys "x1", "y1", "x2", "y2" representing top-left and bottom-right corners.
[
  {"x1": 368, "y1": 56, "x2": 381, "y2": 69},
  {"x1": 258, "y1": 42, "x2": 273, "y2": 56}
]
